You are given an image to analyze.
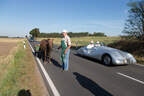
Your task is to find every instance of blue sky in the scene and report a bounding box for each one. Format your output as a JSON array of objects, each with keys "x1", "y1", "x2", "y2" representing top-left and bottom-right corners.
[{"x1": 0, "y1": 0, "x2": 131, "y2": 37}]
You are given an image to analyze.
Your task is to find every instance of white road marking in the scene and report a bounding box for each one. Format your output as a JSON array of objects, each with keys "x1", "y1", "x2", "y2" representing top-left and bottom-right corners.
[
  {"x1": 29, "y1": 42, "x2": 35, "y2": 52},
  {"x1": 28, "y1": 40, "x2": 60, "y2": 96},
  {"x1": 117, "y1": 72, "x2": 144, "y2": 85}
]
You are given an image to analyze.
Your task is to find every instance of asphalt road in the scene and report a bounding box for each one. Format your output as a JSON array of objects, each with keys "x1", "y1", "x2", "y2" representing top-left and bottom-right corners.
[{"x1": 30, "y1": 41, "x2": 144, "y2": 96}]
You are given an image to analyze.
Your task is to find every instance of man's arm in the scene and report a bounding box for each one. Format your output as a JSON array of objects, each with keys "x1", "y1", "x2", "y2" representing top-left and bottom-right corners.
[
  {"x1": 64, "y1": 36, "x2": 71, "y2": 54},
  {"x1": 64, "y1": 45, "x2": 71, "y2": 54}
]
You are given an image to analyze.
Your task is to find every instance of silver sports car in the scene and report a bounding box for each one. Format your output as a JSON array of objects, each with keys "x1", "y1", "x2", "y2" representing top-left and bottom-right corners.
[{"x1": 77, "y1": 43, "x2": 136, "y2": 65}]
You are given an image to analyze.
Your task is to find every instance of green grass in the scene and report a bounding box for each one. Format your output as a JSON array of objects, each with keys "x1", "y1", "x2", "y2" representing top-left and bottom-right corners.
[
  {"x1": 0, "y1": 42, "x2": 26, "y2": 96},
  {"x1": 37, "y1": 36, "x2": 121, "y2": 46}
]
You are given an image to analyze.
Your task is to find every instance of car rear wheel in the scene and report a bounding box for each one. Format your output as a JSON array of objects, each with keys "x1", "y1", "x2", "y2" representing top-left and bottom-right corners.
[{"x1": 102, "y1": 55, "x2": 112, "y2": 66}]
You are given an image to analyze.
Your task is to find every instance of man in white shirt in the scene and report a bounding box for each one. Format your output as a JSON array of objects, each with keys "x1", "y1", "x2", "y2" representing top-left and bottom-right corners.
[
  {"x1": 95, "y1": 41, "x2": 101, "y2": 47},
  {"x1": 87, "y1": 40, "x2": 94, "y2": 49},
  {"x1": 58, "y1": 29, "x2": 71, "y2": 71}
]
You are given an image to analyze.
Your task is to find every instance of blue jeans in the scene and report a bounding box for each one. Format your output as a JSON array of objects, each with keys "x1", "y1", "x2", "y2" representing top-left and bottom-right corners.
[{"x1": 63, "y1": 49, "x2": 70, "y2": 71}]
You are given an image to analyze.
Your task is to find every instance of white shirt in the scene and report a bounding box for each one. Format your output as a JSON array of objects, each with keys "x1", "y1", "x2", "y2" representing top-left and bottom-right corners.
[
  {"x1": 62, "y1": 35, "x2": 71, "y2": 47},
  {"x1": 95, "y1": 44, "x2": 101, "y2": 47},
  {"x1": 87, "y1": 44, "x2": 94, "y2": 49}
]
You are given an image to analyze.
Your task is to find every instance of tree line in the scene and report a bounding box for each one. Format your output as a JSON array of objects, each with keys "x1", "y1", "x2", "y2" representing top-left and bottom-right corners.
[
  {"x1": 0, "y1": 36, "x2": 8, "y2": 38},
  {"x1": 29, "y1": 28, "x2": 107, "y2": 38},
  {"x1": 39, "y1": 32, "x2": 106, "y2": 38}
]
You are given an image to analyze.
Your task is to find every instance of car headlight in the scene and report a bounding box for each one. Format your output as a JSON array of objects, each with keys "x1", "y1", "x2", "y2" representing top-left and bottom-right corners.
[
  {"x1": 123, "y1": 59, "x2": 127, "y2": 63},
  {"x1": 115, "y1": 59, "x2": 127, "y2": 64},
  {"x1": 115, "y1": 60, "x2": 121, "y2": 63}
]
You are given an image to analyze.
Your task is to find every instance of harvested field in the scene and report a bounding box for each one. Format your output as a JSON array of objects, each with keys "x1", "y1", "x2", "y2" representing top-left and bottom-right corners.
[
  {"x1": 0, "y1": 38, "x2": 24, "y2": 43},
  {"x1": 0, "y1": 38, "x2": 23, "y2": 56},
  {"x1": 0, "y1": 42, "x2": 17, "y2": 56}
]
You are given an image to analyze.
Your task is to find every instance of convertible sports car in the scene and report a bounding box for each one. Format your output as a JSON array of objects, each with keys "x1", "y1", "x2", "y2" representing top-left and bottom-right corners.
[{"x1": 77, "y1": 43, "x2": 136, "y2": 65}]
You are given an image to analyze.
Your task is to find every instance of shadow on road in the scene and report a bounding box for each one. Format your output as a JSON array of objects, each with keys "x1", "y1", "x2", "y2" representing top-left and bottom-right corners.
[
  {"x1": 51, "y1": 58, "x2": 62, "y2": 68},
  {"x1": 73, "y1": 72, "x2": 113, "y2": 96},
  {"x1": 17, "y1": 89, "x2": 31, "y2": 96}
]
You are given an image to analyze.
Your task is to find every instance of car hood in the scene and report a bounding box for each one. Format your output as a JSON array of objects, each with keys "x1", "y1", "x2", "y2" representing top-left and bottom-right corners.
[
  {"x1": 79, "y1": 46, "x2": 130, "y2": 57},
  {"x1": 102, "y1": 46, "x2": 127, "y2": 55},
  {"x1": 102, "y1": 46, "x2": 134, "y2": 59}
]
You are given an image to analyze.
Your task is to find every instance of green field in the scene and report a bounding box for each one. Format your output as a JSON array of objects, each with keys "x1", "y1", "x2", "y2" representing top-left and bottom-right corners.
[{"x1": 37, "y1": 36, "x2": 121, "y2": 46}]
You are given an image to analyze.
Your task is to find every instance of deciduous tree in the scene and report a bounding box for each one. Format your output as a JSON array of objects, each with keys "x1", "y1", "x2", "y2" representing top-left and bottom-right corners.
[{"x1": 123, "y1": 0, "x2": 144, "y2": 40}]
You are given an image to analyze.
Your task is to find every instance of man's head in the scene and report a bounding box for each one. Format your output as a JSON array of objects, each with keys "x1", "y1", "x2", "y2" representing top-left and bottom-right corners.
[
  {"x1": 96, "y1": 41, "x2": 100, "y2": 44},
  {"x1": 62, "y1": 29, "x2": 67, "y2": 37},
  {"x1": 90, "y1": 40, "x2": 94, "y2": 44}
]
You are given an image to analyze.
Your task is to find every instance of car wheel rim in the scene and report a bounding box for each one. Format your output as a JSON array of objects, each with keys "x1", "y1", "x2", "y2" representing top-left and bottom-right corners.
[{"x1": 103, "y1": 56, "x2": 111, "y2": 65}]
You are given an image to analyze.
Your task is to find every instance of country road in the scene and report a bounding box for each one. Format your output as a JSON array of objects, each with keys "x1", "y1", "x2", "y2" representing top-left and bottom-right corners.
[{"x1": 29, "y1": 40, "x2": 144, "y2": 96}]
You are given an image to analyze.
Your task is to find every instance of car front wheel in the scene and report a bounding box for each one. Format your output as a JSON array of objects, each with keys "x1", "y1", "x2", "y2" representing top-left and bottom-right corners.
[{"x1": 102, "y1": 55, "x2": 112, "y2": 66}]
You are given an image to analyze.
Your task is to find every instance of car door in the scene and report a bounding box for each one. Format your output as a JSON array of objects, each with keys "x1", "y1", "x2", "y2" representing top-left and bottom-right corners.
[
  {"x1": 90, "y1": 47, "x2": 102, "y2": 60},
  {"x1": 85, "y1": 48, "x2": 92, "y2": 56}
]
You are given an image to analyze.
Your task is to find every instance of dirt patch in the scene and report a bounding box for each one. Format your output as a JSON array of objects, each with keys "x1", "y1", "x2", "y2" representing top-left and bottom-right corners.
[{"x1": 0, "y1": 42, "x2": 17, "y2": 56}]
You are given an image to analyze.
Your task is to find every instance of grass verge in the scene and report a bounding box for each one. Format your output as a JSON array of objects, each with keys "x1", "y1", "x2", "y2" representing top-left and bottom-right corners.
[
  {"x1": 0, "y1": 42, "x2": 25, "y2": 96},
  {"x1": 0, "y1": 40, "x2": 48, "y2": 96}
]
